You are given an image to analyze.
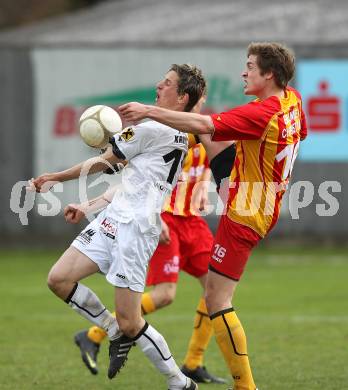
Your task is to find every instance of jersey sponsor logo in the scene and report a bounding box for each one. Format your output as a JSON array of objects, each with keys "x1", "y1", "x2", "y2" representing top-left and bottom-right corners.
[
  {"x1": 100, "y1": 218, "x2": 117, "y2": 239},
  {"x1": 85, "y1": 229, "x2": 95, "y2": 236},
  {"x1": 116, "y1": 273, "x2": 126, "y2": 279},
  {"x1": 281, "y1": 126, "x2": 297, "y2": 139},
  {"x1": 119, "y1": 127, "x2": 135, "y2": 141},
  {"x1": 281, "y1": 107, "x2": 301, "y2": 139},
  {"x1": 163, "y1": 256, "x2": 180, "y2": 275},
  {"x1": 76, "y1": 229, "x2": 96, "y2": 245},
  {"x1": 211, "y1": 244, "x2": 226, "y2": 263}
]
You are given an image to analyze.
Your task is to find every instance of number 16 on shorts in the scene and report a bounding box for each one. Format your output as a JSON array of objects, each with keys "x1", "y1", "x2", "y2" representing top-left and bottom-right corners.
[{"x1": 212, "y1": 244, "x2": 227, "y2": 263}]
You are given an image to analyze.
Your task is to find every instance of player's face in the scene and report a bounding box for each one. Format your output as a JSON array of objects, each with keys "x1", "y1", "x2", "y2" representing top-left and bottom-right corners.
[
  {"x1": 155, "y1": 71, "x2": 183, "y2": 110},
  {"x1": 242, "y1": 55, "x2": 269, "y2": 97}
]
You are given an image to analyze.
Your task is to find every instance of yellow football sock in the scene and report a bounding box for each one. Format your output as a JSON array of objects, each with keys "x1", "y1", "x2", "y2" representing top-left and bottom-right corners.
[
  {"x1": 141, "y1": 292, "x2": 156, "y2": 315},
  {"x1": 87, "y1": 326, "x2": 107, "y2": 344},
  {"x1": 86, "y1": 311, "x2": 116, "y2": 344},
  {"x1": 211, "y1": 308, "x2": 256, "y2": 390},
  {"x1": 183, "y1": 297, "x2": 213, "y2": 370}
]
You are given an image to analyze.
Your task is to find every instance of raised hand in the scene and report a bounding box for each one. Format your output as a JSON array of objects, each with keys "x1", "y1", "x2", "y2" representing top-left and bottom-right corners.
[
  {"x1": 27, "y1": 173, "x2": 59, "y2": 193},
  {"x1": 119, "y1": 102, "x2": 149, "y2": 123}
]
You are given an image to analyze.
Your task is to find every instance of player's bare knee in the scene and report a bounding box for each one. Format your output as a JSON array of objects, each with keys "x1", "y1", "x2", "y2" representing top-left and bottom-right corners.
[
  {"x1": 47, "y1": 268, "x2": 60, "y2": 292},
  {"x1": 204, "y1": 292, "x2": 214, "y2": 314},
  {"x1": 205, "y1": 288, "x2": 233, "y2": 315},
  {"x1": 204, "y1": 291, "x2": 222, "y2": 315},
  {"x1": 117, "y1": 316, "x2": 139, "y2": 338},
  {"x1": 47, "y1": 267, "x2": 68, "y2": 295}
]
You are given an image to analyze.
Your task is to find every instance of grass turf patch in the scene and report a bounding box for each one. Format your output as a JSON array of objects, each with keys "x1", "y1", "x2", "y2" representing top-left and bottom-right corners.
[{"x1": 0, "y1": 246, "x2": 347, "y2": 389}]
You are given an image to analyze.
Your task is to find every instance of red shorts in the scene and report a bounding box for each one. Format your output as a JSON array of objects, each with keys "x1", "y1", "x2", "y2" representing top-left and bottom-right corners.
[
  {"x1": 146, "y1": 212, "x2": 213, "y2": 285},
  {"x1": 209, "y1": 215, "x2": 261, "y2": 281}
]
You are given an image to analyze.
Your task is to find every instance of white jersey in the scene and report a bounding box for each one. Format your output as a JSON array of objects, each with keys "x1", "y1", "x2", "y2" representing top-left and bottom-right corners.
[{"x1": 106, "y1": 120, "x2": 188, "y2": 234}]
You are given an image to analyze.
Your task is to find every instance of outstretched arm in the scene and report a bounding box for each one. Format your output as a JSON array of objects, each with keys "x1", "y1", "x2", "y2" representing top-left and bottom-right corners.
[
  {"x1": 119, "y1": 102, "x2": 214, "y2": 135},
  {"x1": 29, "y1": 146, "x2": 124, "y2": 193}
]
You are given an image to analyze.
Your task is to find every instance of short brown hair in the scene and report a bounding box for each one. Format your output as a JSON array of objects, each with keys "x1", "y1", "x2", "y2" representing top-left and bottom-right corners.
[
  {"x1": 169, "y1": 64, "x2": 207, "y2": 112},
  {"x1": 247, "y1": 42, "x2": 295, "y2": 89}
]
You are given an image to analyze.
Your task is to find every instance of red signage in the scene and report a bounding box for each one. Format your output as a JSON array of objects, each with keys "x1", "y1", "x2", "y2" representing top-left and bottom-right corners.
[
  {"x1": 307, "y1": 81, "x2": 341, "y2": 132},
  {"x1": 53, "y1": 106, "x2": 81, "y2": 136}
]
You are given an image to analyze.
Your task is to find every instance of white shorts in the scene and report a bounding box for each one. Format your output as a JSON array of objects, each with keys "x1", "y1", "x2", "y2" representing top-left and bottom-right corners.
[{"x1": 71, "y1": 210, "x2": 159, "y2": 292}]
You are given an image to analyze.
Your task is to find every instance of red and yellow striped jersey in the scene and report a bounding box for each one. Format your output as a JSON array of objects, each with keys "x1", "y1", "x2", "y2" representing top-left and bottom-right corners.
[
  {"x1": 211, "y1": 87, "x2": 307, "y2": 237},
  {"x1": 164, "y1": 143, "x2": 209, "y2": 217}
]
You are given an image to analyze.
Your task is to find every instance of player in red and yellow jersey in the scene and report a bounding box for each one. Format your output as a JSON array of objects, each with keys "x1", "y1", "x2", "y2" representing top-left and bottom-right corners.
[
  {"x1": 120, "y1": 42, "x2": 307, "y2": 390},
  {"x1": 209, "y1": 82, "x2": 306, "y2": 278}
]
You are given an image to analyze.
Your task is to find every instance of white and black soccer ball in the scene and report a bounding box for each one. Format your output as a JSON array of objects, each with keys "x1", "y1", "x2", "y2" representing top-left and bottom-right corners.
[{"x1": 79, "y1": 105, "x2": 123, "y2": 148}]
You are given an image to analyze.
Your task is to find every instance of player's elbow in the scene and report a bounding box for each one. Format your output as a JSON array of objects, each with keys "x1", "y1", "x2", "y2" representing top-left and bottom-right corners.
[{"x1": 193, "y1": 116, "x2": 214, "y2": 135}]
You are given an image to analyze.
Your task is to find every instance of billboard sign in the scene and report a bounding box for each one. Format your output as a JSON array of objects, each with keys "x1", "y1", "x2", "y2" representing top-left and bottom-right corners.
[
  {"x1": 32, "y1": 48, "x2": 249, "y2": 205},
  {"x1": 297, "y1": 60, "x2": 348, "y2": 161}
]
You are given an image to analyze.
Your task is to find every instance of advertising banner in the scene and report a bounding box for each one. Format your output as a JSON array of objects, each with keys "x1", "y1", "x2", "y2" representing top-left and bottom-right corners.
[
  {"x1": 297, "y1": 60, "x2": 348, "y2": 161},
  {"x1": 32, "y1": 48, "x2": 248, "y2": 206}
]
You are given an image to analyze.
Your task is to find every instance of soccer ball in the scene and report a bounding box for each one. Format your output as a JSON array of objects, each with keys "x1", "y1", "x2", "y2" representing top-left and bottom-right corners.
[{"x1": 79, "y1": 105, "x2": 123, "y2": 148}]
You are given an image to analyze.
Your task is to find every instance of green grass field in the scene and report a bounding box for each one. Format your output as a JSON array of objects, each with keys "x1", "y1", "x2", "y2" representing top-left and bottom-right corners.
[{"x1": 0, "y1": 245, "x2": 347, "y2": 390}]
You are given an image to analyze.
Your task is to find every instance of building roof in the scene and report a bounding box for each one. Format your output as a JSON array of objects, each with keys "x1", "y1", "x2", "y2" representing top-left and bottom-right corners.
[{"x1": 0, "y1": 0, "x2": 348, "y2": 49}]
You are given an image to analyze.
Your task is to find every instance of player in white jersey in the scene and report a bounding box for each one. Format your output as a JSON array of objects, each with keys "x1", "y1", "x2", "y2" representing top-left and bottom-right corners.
[
  {"x1": 30, "y1": 64, "x2": 207, "y2": 389},
  {"x1": 72, "y1": 121, "x2": 188, "y2": 292}
]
